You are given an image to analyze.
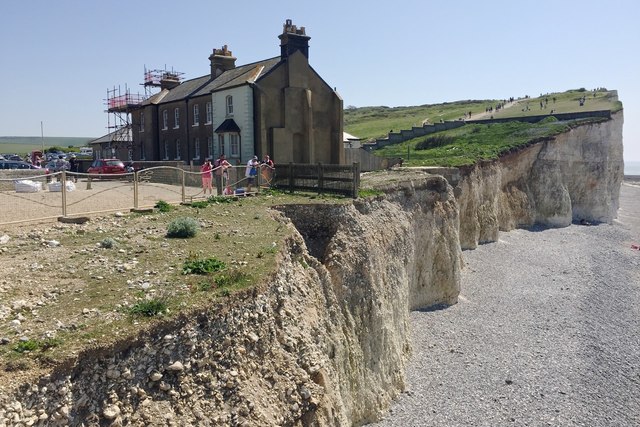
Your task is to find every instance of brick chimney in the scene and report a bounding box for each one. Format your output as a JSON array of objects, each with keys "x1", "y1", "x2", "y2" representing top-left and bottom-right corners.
[
  {"x1": 209, "y1": 45, "x2": 237, "y2": 78},
  {"x1": 160, "y1": 72, "x2": 181, "y2": 90},
  {"x1": 278, "y1": 19, "x2": 310, "y2": 60}
]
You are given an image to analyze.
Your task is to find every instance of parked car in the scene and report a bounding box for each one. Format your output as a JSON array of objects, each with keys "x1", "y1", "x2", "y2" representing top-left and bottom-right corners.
[
  {"x1": 0, "y1": 160, "x2": 44, "y2": 170},
  {"x1": 87, "y1": 159, "x2": 126, "y2": 175}
]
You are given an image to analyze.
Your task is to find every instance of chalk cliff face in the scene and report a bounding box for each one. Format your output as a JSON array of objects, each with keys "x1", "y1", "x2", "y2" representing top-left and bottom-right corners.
[
  {"x1": 456, "y1": 112, "x2": 624, "y2": 249},
  {"x1": 0, "y1": 113, "x2": 622, "y2": 426},
  {"x1": 0, "y1": 176, "x2": 461, "y2": 426}
]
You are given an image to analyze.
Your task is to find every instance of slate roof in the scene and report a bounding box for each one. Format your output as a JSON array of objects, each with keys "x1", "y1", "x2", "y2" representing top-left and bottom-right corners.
[
  {"x1": 214, "y1": 118, "x2": 241, "y2": 133},
  {"x1": 149, "y1": 57, "x2": 282, "y2": 105}
]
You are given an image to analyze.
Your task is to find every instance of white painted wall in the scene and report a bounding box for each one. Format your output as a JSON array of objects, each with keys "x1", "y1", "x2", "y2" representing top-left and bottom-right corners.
[{"x1": 211, "y1": 85, "x2": 254, "y2": 165}]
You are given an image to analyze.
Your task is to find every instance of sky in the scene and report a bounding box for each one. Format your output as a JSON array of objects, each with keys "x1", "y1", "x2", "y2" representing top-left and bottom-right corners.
[{"x1": 1, "y1": 0, "x2": 639, "y2": 161}]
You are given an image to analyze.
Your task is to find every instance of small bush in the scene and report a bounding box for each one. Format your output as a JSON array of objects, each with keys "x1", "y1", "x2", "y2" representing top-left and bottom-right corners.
[
  {"x1": 207, "y1": 196, "x2": 233, "y2": 204},
  {"x1": 167, "y1": 217, "x2": 200, "y2": 238},
  {"x1": 182, "y1": 256, "x2": 226, "y2": 275},
  {"x1": 100, "y1": 237, "x2": 117, "y2": 249},
  {"x1": 190, "y1": 201, "x2": 209, "y2": 209},
  {"x1": 214, "y1": 269, "x2": 248, "y2": 287},
  {"x1": 128, "y1": 298, "x2": 168, "y2": 317},
  {"x1": 13, "y1": 340, "x2": 39, "y2": 353},
  {"x1": 155, "y1": 200, "x2": 173, "y2": 213}
]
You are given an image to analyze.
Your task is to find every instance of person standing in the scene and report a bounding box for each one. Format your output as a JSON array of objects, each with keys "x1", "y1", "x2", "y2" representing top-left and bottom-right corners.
[
  {"x1": 200, "y1": 159, "x2": 213, "y2": 195},
  {"x1": 214, "y1": 154, "x2": 231, "y2": 196},
  {"x1": 260, "y1": 154, "x2": 274, "y2": 187},
  {"x1": 245, "y1": 155, "x2": 259, "y2": 192},
  {"x1": 69, "y1": 155, "x2": 79, "y2": 182}
]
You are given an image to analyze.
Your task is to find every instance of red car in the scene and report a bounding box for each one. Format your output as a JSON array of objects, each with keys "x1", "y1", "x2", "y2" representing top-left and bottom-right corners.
[{"x1": 87, "y1": 159, "x2": 126, "y2": 175}]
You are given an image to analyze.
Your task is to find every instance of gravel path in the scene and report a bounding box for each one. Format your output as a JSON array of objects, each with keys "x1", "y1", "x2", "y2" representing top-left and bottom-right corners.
[{"x1": 375, "y1": 182, "x2": 640, "y2": 427}]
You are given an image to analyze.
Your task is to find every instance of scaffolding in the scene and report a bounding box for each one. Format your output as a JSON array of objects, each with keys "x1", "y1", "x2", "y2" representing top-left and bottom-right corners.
[
  {"x1": 104, "y1": 85, "x2": 142, "y2": 160},
  {"x1": 142, "y1": 65, "x2": 184, "y2": 97}
]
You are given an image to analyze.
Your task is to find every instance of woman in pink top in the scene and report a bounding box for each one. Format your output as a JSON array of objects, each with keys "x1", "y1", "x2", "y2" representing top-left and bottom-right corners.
[{"x1": 201, "y1": 159, "x2": 213, "y2": 195}]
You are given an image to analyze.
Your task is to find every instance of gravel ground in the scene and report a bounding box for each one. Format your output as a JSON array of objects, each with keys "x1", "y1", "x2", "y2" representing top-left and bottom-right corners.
[{"x1": 375, "y1": 182, "x2": 640, "y2": 427}]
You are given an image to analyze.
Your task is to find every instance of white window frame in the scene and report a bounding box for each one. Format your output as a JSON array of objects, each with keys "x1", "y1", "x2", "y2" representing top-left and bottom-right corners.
[
  {"x1": 207, "y1": 137, "x2": 213, "y2": 159},
  {"x1": 230, "y1": 133, "x2": 239, "y2": 157},
  {"x1": 164, "y1": 140, "x2": 169, "y2": 160},
  {"x1": 206, "y1": 102, "x2": 212, "y2": 124},
  {"x1": 193, "y1": 104, "x2": 200, "y2": 126},
  {"x1": 174, "y1": 108, "x2": 180, "y2": 129},
  {"x1": 194, "y1": 137, "x2": 200, "y2": 160},
  {"x1": 217, "y1": 134, "x2": 225, "y2": 156},
  {"x1": 140, "y1": 113, "x2": 145, "y2": 132},
  {"x1": 175, "y1": 139, "x2": 181, "y2": 160},
  {"x1": 226, "y1": 95, "x2": 233, "y2": 116},
  {"x1": 162, "y1": 110, "x2": 168, "y2": 130}
]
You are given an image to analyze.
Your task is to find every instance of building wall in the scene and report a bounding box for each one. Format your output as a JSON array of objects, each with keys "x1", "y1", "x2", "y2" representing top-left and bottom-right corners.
[
  {"x1": 212, "y1": 85, "x2": 254, "y2": 165},
  {"x1": 186, "y1": 95, "x2": 214, "y2": 164},
  {"x1": 255, "y1": 50, "x2": 343, "y2": 165}
]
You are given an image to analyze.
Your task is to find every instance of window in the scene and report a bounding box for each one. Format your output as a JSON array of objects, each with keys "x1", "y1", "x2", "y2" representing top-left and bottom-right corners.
[
  {"x1": 230, "y1": 134, "x2": 239, "y2": 157},
  {"x1": 175, "y1": 139, "x2": 181, "y2": 160},
  {"x1": 207, "y1": 137, "x2": 213, "y2": 159},
  {"x1": 193, "y1": 104, "x2": 200, "y2": 126},
  {"x1": 206, "y1": 102, "x2": 212, "y2": 124},
  {"x1": 140, "y1": 113, "x2": 145, "y2": 132},
  {"x1": 164, "y1": 140, "x2": 169, "y2": 160},
  {"x1": 226, "y1": 95, "x2": 233, "y2": 116},
  {"x1": 162, "y1": 110, "x2": 168, "y2": 130},
  {"x1": 128, "y1": 149, "x2": 133, "y2": 161},
  {"x1": 217, "y1": 134, "x2": 224, "y2": 156},
  {"x1": 194, "y1": 137, "x2": 200, "y2": 160},
  {"x1": 174, "y1": 108, "x2": 180, "y2": 128}
]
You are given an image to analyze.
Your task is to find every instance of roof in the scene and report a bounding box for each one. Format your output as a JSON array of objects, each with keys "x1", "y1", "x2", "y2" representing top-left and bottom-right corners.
[
  {"x1": 193, "y1": 57, "x2": 281, "y2": 96},
  {"x1": 149, "y1": 57, "x2": 283, "y2": 105},
  {"x1": 343, "y1": 132, "x2": 361, "y2": 141},
  {"x1": 215, "y1": 119, "x2": 241, "y2": 133},
  {"x1": 89, "y1": 125, "x2": 132, "y2": 145}
]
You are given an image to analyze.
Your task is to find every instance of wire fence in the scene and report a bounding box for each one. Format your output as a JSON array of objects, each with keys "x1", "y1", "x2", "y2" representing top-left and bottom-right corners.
[{"x1": 0, "y1": 162, "x2": 359, "y2": 226}]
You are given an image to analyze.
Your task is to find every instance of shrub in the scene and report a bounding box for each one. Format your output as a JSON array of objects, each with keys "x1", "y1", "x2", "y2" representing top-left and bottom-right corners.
[
  {"x1": 190, "y1": 201, "x2": 209, "y2": 209},
  {"x1": 13, "y1": 338, "x2": 61, "y2": 353},
  {"x1": 167, "y1": 217, "x2": 200, "y2": 238},
  {"x1": 155, "y1": 200, "x2": 173, "y2": 213},
  {"x1": 207, "y1": 196, "x2": 233, "y2": 204},
  {"x1": 128, "y1": 298, "x2": 168, "y2": 317},
  {"x1": 100, "y1": 237, "x2": 117, "y2": 249},
  {"x1": 182, "y1": 256, "x2": 226, "y2": 275},
  {"x1": 214, "y1": 269, "x2": 248, "y2": 287},
  {"x1": 415, "y1": 135, "x2": 456, "y2": 150}
]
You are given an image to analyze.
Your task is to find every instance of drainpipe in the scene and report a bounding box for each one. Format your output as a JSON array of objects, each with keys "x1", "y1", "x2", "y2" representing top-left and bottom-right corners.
[{"x1": 185, "y1": 99, "x2": 190, "y2": 164}]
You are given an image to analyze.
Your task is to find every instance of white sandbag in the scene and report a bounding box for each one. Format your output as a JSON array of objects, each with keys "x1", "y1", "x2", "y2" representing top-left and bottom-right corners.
[
  {"x1": 15, "y1": 180, "x2": 42, "y2": 193},
  {"x1": 48, "y1": 181, "x2": 75, "y2": 192}
]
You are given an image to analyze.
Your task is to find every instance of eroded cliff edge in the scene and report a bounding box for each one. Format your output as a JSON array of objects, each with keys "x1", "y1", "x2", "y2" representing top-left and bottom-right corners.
[
  {"x1": 0, "y1": 175, "x2": 461, "y2": 426},
  {"x1": 0, "y1": 112, "x2": 623, "y2": 426},
  {"x1": 455, "y1": 111, "x2": 623, "y2": 249}
]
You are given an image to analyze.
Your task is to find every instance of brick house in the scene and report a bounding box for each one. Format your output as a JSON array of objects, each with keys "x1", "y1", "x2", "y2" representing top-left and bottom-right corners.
[{"x1": 127, "y1": 20, "x2": 343, "y2": 166}]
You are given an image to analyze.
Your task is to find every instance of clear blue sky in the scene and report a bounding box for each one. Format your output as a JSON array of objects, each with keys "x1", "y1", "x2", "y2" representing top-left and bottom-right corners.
[{"x1": 2, "y1": 0, "x2": 639, "y2": 160}]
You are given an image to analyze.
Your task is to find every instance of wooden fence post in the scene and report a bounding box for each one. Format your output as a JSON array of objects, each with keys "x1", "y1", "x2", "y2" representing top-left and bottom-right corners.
[
  {"x1": 352, "y1": 162, "x2": 360, "y2": 198},
  {"x1": 318, "y1": 162, "x2": 324, "y2": 195},
  {"x1": 288, "y1": 162, "x2": 294, "y2": 193}
]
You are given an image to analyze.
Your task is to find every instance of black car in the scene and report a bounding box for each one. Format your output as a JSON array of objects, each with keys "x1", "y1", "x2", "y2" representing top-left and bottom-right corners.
[{"x1": 0, "y1": 160, "x2": 42, "y2": 170}]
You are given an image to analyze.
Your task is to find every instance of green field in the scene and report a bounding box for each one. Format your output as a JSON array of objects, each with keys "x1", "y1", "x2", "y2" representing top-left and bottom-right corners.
[
  {"x1": 345, "y1": 88, "x2": 621, "y2": 167},
  {"x1": 0, "y1": 136, "x2": 94, "y2": 155}
]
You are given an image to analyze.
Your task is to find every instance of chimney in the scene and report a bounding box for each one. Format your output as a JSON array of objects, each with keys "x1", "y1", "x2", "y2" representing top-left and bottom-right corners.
[
  {"x1": 278, "y1": 19, "x2": 311, "y2": 60},
  {"x1": 209, "y1": 45, "x2": 237, "y2": 78},
  {"x1": 160, "y1": 72, "x2": 181, "y2": 90}
]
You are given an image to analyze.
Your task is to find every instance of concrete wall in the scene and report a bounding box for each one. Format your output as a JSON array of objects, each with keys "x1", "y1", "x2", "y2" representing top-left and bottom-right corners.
[{"x1": 366, "y1": 121, "x2": 465, "y2": 151}]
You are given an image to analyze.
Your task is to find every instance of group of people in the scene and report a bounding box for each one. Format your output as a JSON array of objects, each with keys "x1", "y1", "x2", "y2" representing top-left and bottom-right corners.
[{"x1": 200, "y1": 154, "x2": 274, "y2": 195}]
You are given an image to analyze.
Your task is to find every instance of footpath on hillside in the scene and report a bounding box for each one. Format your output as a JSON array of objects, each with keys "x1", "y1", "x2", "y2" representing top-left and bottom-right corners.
[{"x1": 375, "y1": 182, "x2": 640, "y2": 426}]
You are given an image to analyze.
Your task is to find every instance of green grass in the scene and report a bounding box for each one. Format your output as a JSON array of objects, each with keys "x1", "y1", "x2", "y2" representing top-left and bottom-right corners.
[
  {"x1": 0, "y1": 137, "x2": 94, "y2": 155},
  {"x1": 344, "y1": 100, "x2": 492, "y2": 140},
  {"x1": 376, "y1": 117, "x2": 607, "y2": 167},
  {"x1": 344, "y1": 88, "x2": 620, "y2": 142}
]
